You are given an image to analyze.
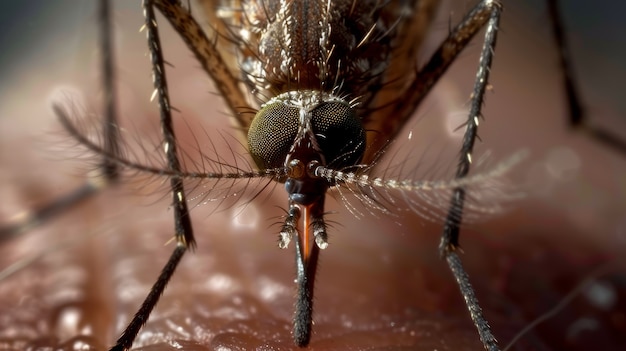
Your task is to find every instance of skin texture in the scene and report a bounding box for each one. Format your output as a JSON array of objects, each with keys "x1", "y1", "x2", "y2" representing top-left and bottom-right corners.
[{"x1": 0, "y1": 1, "x2": 625, "y2": 350}]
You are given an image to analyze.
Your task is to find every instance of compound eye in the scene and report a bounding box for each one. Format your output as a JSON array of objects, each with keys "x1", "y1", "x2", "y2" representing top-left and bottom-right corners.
[
  {"x1": 247, "y1": 102, "x2": 299, "y2": 169},
  {"x1": 311, "y1": 101, "x2": 365, "y2": 168}
]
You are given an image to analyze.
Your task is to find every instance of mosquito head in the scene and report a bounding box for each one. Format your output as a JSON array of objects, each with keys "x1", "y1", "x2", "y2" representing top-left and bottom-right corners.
[{"x1": 247, "y1": 90, "x2": 366, "y2": 203}]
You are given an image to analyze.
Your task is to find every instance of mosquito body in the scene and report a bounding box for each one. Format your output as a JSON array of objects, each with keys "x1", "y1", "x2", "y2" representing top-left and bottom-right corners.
[
  {"x1": 1, "y1": 0, "x2": 624, "y2": 350},
  {"x1": 1, "y1": 0, "x2": 517, "y2": 349},
  {"x1": 104, "y1": 1, "x2": 505, "y2": 347}
]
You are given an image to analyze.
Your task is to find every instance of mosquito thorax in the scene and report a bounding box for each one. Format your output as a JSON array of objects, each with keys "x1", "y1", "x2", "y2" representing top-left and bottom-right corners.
[
  {"x1": 236, "y1": 1, "x2": 392, "y2": 105},
  {"x1": 247, "y1": 90, "x2": 365, "y2": 204}
]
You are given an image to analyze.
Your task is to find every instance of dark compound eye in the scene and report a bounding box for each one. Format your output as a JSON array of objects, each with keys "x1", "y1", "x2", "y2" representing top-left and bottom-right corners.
[
  {"x1": 247, "y1": 98, "x2": 366, "y2": 171},
  {"x1": 247, "y1": 101, "x2": 300, "y2": 169},
  {"x1": 310, "y1": 101, "x2": 365, "y2": 168}
]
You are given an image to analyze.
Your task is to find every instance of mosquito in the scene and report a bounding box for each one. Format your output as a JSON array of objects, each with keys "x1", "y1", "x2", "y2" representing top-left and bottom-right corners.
[{"x1": 0, "y1": 1, "x2": 623, "y2": 350}]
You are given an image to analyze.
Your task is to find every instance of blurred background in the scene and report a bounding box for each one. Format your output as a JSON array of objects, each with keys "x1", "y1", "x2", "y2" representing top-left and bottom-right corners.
[{"x1": 0, "y1": 1, "x2": 625, "y2": 350}]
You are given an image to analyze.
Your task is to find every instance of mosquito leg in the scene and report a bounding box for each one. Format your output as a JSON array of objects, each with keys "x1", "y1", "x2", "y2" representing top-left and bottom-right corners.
[
  {"x1": 99, "y1": 0, "x2": 121, "y2": 182},
  {"x1": 109, "y1": 2, "x2": 195, "y2": 350},
  {"x1": 438, "y1": 2, "x2": 503, "y2": 351},
  {"x1": 372, "y1": 0, "x2": 502, "y2": 160},
  {"x1": 109, "y1": 247, "x2": 186, "y2": 351},
  {"x1": 547, "y1": 0, "x2": 626, "y2": 155},
  {"x1": 152, "y1": 0, "x2": 251, "y2": 128},
  {"x1": 438, "y1": 0, "x2": 501, "y2": 256},
  {"x1": 0, "y1": 0, "x2": 120, "y2": 240}
]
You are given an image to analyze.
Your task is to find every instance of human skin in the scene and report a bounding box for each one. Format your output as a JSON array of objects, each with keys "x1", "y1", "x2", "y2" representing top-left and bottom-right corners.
[{"x1": 0, "y1": 1, "x2": 625, "y2": 350}]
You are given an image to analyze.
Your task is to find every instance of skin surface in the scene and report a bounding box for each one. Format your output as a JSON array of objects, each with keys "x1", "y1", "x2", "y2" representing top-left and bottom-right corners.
[{"x1": 0, "y1": 1, "x2": 625, "y2": 350}]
